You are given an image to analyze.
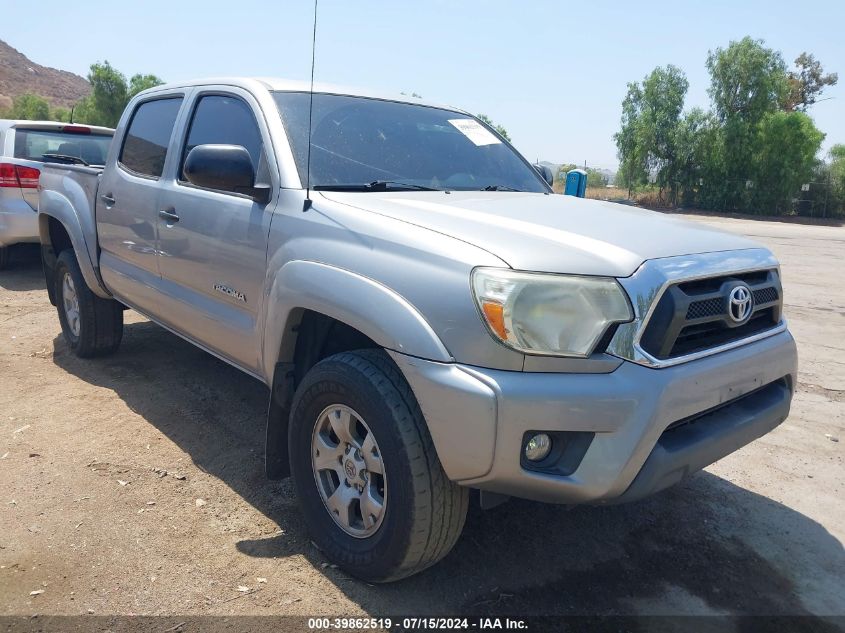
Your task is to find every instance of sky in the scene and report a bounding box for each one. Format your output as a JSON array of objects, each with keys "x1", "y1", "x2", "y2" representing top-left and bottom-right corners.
[{"x1": 3, "y1": 0, "x2": 843, "y2": 169}]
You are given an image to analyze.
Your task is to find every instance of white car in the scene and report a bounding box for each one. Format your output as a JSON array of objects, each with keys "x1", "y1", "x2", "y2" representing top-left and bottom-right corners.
[{"x1": 0, "y1": 120, "x2": 113, "y2": 268}]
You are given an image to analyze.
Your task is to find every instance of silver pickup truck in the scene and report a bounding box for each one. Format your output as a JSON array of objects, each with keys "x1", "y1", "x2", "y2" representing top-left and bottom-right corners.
[{"x1": 38, "y1": 78, "x2": 797, "y2": 582}]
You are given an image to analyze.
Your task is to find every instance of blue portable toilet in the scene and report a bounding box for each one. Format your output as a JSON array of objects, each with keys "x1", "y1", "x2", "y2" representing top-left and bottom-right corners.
[{"x1": 564, "y1": 169, "x2": 587, "y2": 197}]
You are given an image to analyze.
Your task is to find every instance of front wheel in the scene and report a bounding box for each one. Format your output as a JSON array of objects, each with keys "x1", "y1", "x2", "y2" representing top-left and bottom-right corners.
[
  {"x1": 55, "y1": 250, "x2": 123, "y2": 357},
  {"x1": 0, "y1": 246, "x2": 9, "y2": 270},
  {"x1": 289, "y1": 349, "x2": 468, "y2": 582}
]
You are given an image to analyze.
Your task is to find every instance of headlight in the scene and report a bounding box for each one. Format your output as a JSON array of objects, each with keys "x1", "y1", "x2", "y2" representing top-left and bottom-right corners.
[{"x1": 472, "y1": 268, "x2": 632, "y2": 357}]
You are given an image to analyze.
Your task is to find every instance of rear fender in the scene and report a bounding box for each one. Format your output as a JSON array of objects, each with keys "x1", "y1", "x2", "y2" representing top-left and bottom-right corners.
[{"x1": 38, "y1": 188, "x2": 110, "y2": 299}]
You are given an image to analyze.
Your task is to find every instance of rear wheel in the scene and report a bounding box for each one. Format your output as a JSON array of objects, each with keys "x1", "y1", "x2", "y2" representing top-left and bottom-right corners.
[
  {"x1": 289, "y1": 349, "x2": 468, "y2": 582},
  {"x1": 55, "y1": 250, "x2": 123, "y2": 357},
  {"x1": 0, "y1": 246, "x2": 9, "y2": 270}
]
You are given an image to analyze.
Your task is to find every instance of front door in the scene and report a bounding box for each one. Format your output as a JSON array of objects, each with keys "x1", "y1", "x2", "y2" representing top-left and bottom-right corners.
[{"x1": 155, "y1": 89, "x2": 277, "y2": 373}]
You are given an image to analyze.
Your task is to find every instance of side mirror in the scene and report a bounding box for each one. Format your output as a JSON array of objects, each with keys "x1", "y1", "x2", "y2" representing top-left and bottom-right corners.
[
  {"x1": 534, "y1": 164, "x2": 554, "y2": 187},
  {"x1": 184, "y1": 144, "x2": 270, "y2": 203}
]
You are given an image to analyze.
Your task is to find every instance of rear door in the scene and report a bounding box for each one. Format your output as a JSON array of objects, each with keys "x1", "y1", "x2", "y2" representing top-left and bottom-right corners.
[
  {"x1": 155, "y1": 88, "x2": 278, "y2": 372},
  {"x1": 97, "y1": 95, "x2": 185, "y2": 312}
]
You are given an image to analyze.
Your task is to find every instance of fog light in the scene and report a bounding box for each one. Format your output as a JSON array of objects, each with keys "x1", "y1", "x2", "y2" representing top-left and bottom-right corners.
[{"x1": 524, "y1": 433, "x2": 552, "y2": 461}]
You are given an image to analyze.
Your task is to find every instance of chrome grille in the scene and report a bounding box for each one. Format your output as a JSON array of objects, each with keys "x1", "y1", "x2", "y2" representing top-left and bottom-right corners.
[{"x1": 639, "y1": 269, "x2": 783, "y2": 361}]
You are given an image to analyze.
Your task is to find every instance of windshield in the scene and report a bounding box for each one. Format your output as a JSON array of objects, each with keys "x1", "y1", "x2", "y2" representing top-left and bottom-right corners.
[
  {"x1": 14, "y1": 128, "x2": 113, "y2": 166},
  {"x1": 273, "y1": 92, "x2": 548, "y2": 193}
]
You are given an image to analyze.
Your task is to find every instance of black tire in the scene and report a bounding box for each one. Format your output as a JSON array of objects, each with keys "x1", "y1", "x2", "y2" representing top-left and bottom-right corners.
[
  {"x1": 289, "y1": 349, "x2": 468, "y2": 582},
  {"x1": 0, "y1": 246, "x2": 9, "y2": 270},
  {"x1": 55, "y1": 249, "x2": 123, "y2": 358}
]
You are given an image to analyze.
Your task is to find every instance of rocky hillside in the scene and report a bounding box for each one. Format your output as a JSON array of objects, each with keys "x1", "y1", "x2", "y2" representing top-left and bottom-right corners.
[{"x1": 0, "y1": 40, "x2": 90, "y2": 111}]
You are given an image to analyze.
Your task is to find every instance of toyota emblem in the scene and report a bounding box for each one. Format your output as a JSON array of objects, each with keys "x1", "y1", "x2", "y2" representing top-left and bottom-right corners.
[
  {"x1": 344, "y1": 460, "x2": 357, "y2": 479},
  {"x1": 728, "y1": 285, "x2": 754, "y2": 323}
]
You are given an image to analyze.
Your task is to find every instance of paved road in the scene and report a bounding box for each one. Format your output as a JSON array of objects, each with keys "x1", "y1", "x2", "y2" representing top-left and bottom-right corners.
[{"x1": 0, "y1": 214, "x2": 843, "y2": 622}]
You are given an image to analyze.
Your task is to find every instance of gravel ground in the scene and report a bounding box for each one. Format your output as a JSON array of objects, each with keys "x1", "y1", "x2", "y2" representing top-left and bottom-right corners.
[{"x1": 0, "y1": 214, "x2": 843, "y2": 621}]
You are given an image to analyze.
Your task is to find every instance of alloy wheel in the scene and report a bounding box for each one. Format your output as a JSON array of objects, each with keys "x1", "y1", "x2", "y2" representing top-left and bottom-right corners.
[{"x1": 311, "y1": 404, "x2": 387, "y2": 538}]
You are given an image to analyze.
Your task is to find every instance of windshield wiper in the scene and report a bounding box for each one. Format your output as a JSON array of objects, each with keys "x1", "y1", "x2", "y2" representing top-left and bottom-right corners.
[
  {"x1": 314, "y1": 180, "x2": 439, "y2": 192},
  {"x1": 483, "y1": 184, "x2": 523, "y2": 192},
  {"x1": 41, "y1": 153, "x2": 90, "y2": 166}
]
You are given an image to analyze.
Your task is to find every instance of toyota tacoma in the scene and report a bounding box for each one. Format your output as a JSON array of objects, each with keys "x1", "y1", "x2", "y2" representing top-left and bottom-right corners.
[{"x1": 37, "y1": 78, "x2": 797, "y2": 582}]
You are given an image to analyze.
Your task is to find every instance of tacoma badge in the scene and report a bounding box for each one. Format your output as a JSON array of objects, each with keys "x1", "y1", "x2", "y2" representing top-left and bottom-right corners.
[{"x1": 214, "y1": 283, "x2": 246, "y2": 303}]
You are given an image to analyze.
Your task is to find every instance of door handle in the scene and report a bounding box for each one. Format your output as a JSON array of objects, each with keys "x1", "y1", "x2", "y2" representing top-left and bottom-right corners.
[
  {"x1": 159, "y1": 209, "x2": 180, "y2": 223},
  {"x1": 100, "y1": 193, "x2": 115, "y2": 205}
]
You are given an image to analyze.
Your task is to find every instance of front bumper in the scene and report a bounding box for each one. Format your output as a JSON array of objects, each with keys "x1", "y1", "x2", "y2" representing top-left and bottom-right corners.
[
  {"x1": 0, "y1": 198, "x2": 39, "y2": 247},
  {"x1": 389, "y1": 329, "x2": 797, "y2": 504}
]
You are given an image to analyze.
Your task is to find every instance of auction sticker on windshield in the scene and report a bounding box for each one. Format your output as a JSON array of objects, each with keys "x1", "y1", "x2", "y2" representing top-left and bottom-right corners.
[{"x1": 448, "y1": 119, "x2": 502, "y2": 146}]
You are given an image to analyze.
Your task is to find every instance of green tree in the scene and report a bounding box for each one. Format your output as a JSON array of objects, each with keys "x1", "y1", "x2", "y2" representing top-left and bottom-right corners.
[
  {"x1": 5, "y1": 93, "x2": 51, "y2": 120},
  {"x1": 785, "y1": 53, "x2": 838, "y2": 112},
  {"x1": 87, "y1": 61, "x2": 128, "y2": 127},
  {"x1": 51, "y1": 107, "x2": 71, "y2": 122},
  {"x1": 752, "y1": 111, "x2": 824, "y2": 213},
  {"x1": 824, "y1": 144, "x2": 845, "y2": 215},
  {"x1": 70, "y1": 62, "x2": 165, "y2": 127},
  {"x1": 673, "y1": 107, "x2": 718, "y2": 206},
  {"x1": 70, "y1": 95, "x2": 95, "y2": 125},
  {"x1": 706, "y1": 38, "x2": 790, "y2": 211},
  {"x1": 476, "y1": 114, "x2": 511, "y2": 142},
  {"x1": 614, "y1": 82, "x2": 647, "y2": 195},
  {"x1": 706, "y1": 37, "x2": 788, "y2": 124},
  {"x1": 830, "y1": 145, "x2": 845, "y2": 190},
  {"x1": 640, "y1": 65, "x2": 688, "y2": 203},
  {"x1": 614, "y1": 37, "x2": 837, "y2": 215},
  {"x1": 586, "y1": 168, "x2": 608, "y2": 189},
  {"x1": 128, "y1": 73, "x2": 164, "y2": 98},
  {"x1": 613, "y1": 65, "x2": 688, "y2": 202}
]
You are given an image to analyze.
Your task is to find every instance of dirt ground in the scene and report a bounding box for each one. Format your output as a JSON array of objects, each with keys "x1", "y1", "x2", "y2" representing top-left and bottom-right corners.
[{"x1": 1, "y1": 214, "x2": 843, "y2": 620}]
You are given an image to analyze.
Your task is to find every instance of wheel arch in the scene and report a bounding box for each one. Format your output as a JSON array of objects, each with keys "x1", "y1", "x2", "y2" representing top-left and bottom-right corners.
[
  {"x1": 38, "y1": 191, "x2": 110, "y2": 300},
  {"x1": 262, "y1": 261, "x2": 453, "y2": 479},
  {"x1": 262, "y1": 260, "x2": 452, "y2": 381},
  {"x1": 265, "y1": 310, "x2": 384, "y2": 479}
]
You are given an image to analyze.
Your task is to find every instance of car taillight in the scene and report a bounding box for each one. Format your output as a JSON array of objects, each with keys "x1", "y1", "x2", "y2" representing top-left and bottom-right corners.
[
  {"x1": 0, "y1": 164, "x2": 15, "y2": 187},
  {"x1": 0, "y1": 163, "x2": 40, "y2": 189},
  {"x1": 15, "y1": 165, "x2": 40, "y2": 189}
]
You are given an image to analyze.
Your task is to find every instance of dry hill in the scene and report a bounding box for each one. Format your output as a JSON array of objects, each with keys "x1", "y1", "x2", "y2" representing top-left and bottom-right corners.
[{"x1": 0, "y1": 39, "x2": 90, "y2": 111}]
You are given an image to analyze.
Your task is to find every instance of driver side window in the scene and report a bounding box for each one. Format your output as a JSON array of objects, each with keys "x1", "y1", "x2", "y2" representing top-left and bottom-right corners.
[{"x1": 179, "y1": 94, "x2": 268, "y2": 185}]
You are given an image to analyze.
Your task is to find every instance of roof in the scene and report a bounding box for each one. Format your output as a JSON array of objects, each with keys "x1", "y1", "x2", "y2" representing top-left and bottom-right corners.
[{"x1": 137, "y1": 77, "x2": 467, "y2": 114}]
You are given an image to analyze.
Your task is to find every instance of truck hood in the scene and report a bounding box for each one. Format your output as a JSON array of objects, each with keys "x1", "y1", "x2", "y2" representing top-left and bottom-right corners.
[{"x1": 319, "y1": 191, "x2": 762, "y2": 277}]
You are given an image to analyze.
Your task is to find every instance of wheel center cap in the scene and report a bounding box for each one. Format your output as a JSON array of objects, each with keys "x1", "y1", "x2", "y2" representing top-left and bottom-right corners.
[{"x1": 344, "y1": 459, "x2": 357, "y2": 480}]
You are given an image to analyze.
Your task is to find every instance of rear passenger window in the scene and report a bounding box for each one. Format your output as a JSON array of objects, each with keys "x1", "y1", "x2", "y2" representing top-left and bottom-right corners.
[
  {"x1": 119, "y1": 98, "x2": 183, "y2": 178},
  {"x1": 179, "y1": 95, "x2": 265, "y2": 181}
]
